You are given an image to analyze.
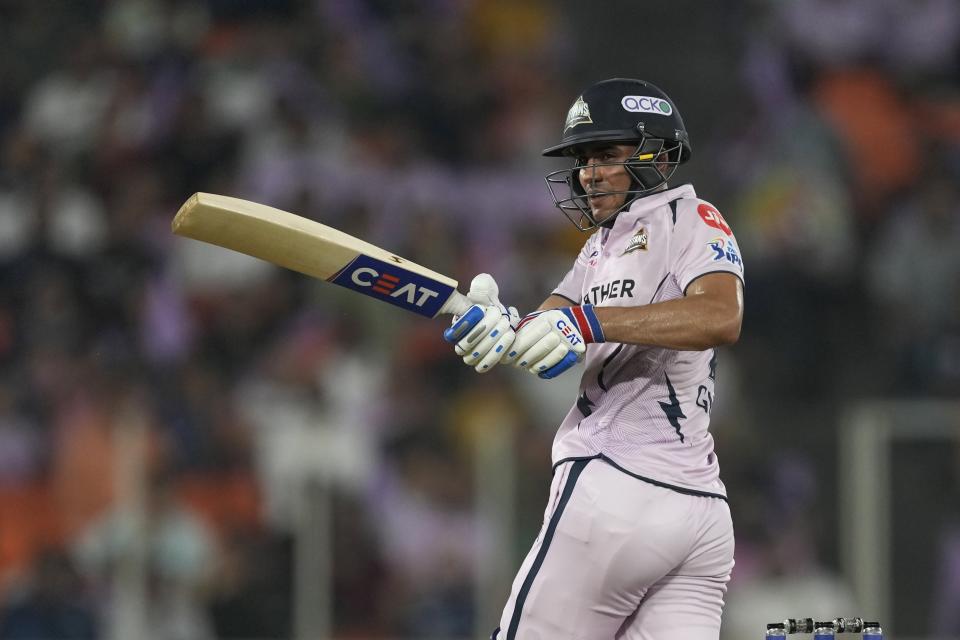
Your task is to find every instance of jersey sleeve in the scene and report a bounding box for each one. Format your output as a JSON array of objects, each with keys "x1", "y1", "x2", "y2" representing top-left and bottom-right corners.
[
  {"x1": 672, "y1": 199, "x2": 745, "y2": 293},
  {"x1": 551, "y1": 235, "x2": 597, "y2": 304}
]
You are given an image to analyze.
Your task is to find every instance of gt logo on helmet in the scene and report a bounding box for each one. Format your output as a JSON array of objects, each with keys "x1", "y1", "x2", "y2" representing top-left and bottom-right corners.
[
  {"x1": 564, "y1": 96, "x2": 593, "y2": 130},
  {"x1": 621, "y1": 96, "x2": 673, "y2": 115}
]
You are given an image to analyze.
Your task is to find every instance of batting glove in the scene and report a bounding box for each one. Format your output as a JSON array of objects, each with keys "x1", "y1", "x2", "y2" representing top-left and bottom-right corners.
[
  {"x1": 503, "y1": 305, "x2": 604, "y2": 379},
  {"x1": 443, "y1": 274, "x2": 519, "y2": 373}
]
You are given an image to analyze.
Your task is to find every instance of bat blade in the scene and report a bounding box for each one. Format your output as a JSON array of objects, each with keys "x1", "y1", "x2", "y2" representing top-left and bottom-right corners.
[{"x1": 172, "y1": 193, "x2": 470, "y2": 317}]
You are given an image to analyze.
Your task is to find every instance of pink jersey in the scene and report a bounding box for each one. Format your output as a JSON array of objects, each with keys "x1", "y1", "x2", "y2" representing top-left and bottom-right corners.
[{"x1": 551, "y1": 184, "x2": 744, "y2": 498}]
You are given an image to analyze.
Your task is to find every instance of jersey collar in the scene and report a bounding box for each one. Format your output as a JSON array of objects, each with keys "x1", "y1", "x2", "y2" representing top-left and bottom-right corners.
[{"x1": 624, "y1": 183, "x2": 697, "y2": 217}]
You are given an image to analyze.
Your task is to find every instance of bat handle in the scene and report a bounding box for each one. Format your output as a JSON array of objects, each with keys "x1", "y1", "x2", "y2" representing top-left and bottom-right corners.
[{"x1": 439, "y1": 290, "x2": 472, "y2": 317}]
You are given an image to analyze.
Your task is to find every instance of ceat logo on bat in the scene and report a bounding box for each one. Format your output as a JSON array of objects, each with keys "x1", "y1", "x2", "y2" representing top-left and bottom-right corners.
[
  {"x1": 697, "y1": 203, "x2": 732, "y2": 236},
  {"x1": 330, "y1": 255, "x2": 453, "y2": 317}
]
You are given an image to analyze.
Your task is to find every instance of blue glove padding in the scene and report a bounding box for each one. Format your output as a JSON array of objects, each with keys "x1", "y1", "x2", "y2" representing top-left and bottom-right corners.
[
  {"x1": 444, "y1": 306, "x2": 486, "y2": 343},
  {"x1": 538, "y1": 350, "x2": 582, "y2": 379}
]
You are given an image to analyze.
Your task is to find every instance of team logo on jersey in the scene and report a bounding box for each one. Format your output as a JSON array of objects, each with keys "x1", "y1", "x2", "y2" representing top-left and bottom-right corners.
[
  {"x1": 621, "y1": 95, "x2": 673, "y2": 116},
  {"x1": 622, "y1": 226, "x2": 649, "y2": 254},
  {"x1": 708, "y1": 237, "x2": 742, "y2": 267},
  {"x1": 587, "y1": 249, "x2": 600, "y2": 267},
  {"x1": 564, "y1": 96, "x2": 593, "y2": 130},
  {"x1": 697, "y1": 203, "x2": 732, "y2": 236}
]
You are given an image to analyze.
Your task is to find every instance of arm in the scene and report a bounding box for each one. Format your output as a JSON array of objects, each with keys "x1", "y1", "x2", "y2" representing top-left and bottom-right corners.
[
  {"x1": 592, "y1": 272, "x2": 743, "y2": 350},
  {"x1": 536, "y1": 273, "x2": 742, "y2": 350},
  {"x1": 508, "y1": 272, "x2": 742, "y2": 378},
  {"x1": 537, "y1": 294, "x2": 577, "y2": 312}
]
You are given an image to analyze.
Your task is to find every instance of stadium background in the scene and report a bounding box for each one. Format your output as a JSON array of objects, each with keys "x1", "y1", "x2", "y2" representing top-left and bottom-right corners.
[{"x1": 0, "y1": 1, "x2": 958, "y2": 638}]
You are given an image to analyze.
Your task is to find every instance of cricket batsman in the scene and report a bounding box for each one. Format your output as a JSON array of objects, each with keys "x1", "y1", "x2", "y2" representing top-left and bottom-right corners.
[{"x1": 446, "y1": 78, "x2": 745, "y2": 640}]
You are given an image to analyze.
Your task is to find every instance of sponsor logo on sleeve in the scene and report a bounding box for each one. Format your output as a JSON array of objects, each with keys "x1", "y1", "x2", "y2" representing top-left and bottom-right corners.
[
  {"x1": 330, "y1": 255, "x2": 452, "y2": 317},
  {"x1": 708, "y1": 237, "x2": 742, "y2": 268},
  {"x1": 621, "y1": 96, "x2": 673, "y2": 116},
  {"x1": 697, "y1": 203, "x2": 732, "y2": 236},
  {"x1": 564, "y1": 96, "x2": 593, "y2": 130}
]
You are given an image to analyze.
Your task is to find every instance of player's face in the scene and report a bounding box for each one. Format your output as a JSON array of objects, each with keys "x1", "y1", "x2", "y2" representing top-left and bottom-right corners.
[{"x1": 575, "y1": 144, "x2": 637, "y2": 223}]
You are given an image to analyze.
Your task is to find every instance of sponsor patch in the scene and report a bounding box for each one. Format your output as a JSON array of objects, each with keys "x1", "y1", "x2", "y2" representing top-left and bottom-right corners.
[
  {"x1": 622, "y1": 226, "x2": 649, "y2": 254},
  {"x1": 697, "y1": 203, "x2": 732, "y2": 236},
  {"x1": 583, "y1": 279, "x2": 635, "y2": 305},
  {"x1": 708, "y1": 237, "x2": 742, "y2": 268},
  {"x1": 330, "y1": 254, "x2": 453, "y2": 317},
  {"x1": 564, "y1": 96, "x2": 593, "y2": 130},
  {"x1": 621, "y1": 95, "x2": 673, "y2": 115}
]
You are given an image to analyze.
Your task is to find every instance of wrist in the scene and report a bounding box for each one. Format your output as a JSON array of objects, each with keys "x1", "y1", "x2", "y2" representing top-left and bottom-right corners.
[{"x1": 560, "y1": 305, "x2": 605, "y2": 344}]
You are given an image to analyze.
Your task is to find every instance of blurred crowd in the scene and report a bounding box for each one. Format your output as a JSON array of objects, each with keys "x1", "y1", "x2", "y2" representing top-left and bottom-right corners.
[{"x1": 0, "y1": 1, "x2": 958, "y2": 639}]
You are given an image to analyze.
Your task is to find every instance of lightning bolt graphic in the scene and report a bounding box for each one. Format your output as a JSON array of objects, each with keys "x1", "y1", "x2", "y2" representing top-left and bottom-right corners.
[{"x1": 658, "y1": 373, "x2": 687, "y2": 443}]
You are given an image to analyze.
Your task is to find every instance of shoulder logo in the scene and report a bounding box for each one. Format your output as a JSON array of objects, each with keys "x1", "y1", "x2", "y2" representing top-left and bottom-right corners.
[
  {"x1": 697, "y1": 203, "x2": 732, "y2": 236},
  {"x1": 564, "y1": 96, "x2": 593, "y2": 130},
  {"x1": 621, "y1": 96, "x2": 673, "y2": 116},
  {"x1": 622, "y1": 226, "x2": 649, "y2": 254},
  {"x1": 708, "y1": 236, "x2": 742, "y2": 268}
]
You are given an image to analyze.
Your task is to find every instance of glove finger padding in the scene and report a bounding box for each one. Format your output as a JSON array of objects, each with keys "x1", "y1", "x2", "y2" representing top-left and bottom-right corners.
[
  {"x1": 471, "y1": 322, "x2": 516, "y2": 372},
  {"x1": 462, "y1": 311, "x2": 515, "y2": 369},
  {"x1": 502, "y1": 313, "x2": 550, "y2": 365},
  {"x1": 527, "y1": 341, "x2": 574, "y2": 374},
  {"x1": 454, "y1": 304, "x2": 504, "y2": 355},
  {"x1": 445, "y1": 305, "x2": 485, "y2": 345},
  {"x1": 539, "y1": 350, "x2": 582, "y2": 379},
  {"x1": 514, "y1": 332, "x2": 561, "y2": 369}
]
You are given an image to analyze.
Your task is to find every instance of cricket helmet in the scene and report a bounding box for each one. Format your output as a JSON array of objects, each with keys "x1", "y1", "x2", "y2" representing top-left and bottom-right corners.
[{"x1": 543, "y1": 78, "x2": 692, "y2": 231}]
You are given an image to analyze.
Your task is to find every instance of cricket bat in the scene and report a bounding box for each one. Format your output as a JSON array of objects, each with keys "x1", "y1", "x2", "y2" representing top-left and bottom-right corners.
[{"x1": 172, "y1": 192, "x2": 471, "y2": 318}]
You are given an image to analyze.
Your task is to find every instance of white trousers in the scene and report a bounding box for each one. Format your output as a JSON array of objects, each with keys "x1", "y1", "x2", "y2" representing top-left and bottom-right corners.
[{"x1": 495, "y1": 457, "x2": 735, "y2": 640}]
